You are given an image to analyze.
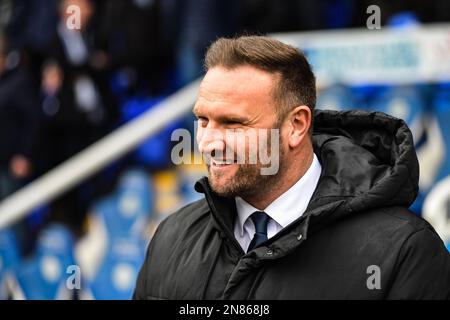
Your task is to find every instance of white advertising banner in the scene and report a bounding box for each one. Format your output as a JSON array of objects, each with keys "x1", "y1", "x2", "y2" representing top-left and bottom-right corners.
[{"x1": 274, "y1": 24, "x2": 450, "y2": 86}]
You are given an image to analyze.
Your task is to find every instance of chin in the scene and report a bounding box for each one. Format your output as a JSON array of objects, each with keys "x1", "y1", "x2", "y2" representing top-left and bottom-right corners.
[{"x1": 209, "y1": 176, "x2": 231, "y2": 194}]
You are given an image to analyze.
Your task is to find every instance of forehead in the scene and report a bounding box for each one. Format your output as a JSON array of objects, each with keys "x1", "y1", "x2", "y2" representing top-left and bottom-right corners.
[{"x1": 195, "y1": 66, "x2": 277, "y2": 111}]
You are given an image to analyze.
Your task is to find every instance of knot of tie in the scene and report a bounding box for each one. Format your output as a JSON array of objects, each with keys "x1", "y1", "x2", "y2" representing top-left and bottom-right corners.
[{"x1": 248, "y1": 211, "x2": 270, "y2": 252}]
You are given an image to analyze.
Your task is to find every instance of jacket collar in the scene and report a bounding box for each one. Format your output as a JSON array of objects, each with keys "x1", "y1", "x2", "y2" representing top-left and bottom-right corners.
[{"x1": 194, "y1": 177, "x2": 320, "y2": 259}]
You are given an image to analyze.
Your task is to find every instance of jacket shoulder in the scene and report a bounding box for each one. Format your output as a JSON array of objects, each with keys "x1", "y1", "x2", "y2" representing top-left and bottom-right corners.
[
  {"x1": 155, "y1": 198, "x2": 210, "y2": 239},
  {"x1": 337, "y1": 206, "x2": 445, "y2": 252},
  {"x1": 338, "y1": 206, "x2": 436, "y2": 238},
  {"x1": 377, "y1": 206, "x2": 436, "y2": 234},
  {"x1": 376, "y1": 208, "x2": 450, "y2": 299},
  {"x1": 166, "y1": 198, "x2": 210, "y2": 223}
]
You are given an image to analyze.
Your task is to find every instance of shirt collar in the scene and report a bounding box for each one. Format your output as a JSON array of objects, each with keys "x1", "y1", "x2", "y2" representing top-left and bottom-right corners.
[{"x1": 235, "y1": 153, "x2": 322, "y2": 237}]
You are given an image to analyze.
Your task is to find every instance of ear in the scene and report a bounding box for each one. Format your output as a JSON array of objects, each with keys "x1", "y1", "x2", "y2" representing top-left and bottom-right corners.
[{"x1": 286, "y1": 105, "x2": 312, "y2": 148}]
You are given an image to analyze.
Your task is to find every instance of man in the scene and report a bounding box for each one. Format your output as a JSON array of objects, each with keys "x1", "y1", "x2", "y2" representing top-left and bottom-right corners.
[
  {"x1": 134, "y1": 36, "x2": 450, "y2": 299},
  {"x1": 0, "y1": 33, "x2": 40, "y2": 199}
]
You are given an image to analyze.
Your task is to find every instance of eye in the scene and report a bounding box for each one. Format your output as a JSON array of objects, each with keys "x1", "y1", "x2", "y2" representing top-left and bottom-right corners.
[
  {"x1": 196, "y1": 116, "x2": 208, "y2": 126},
  {"x1": 225, "y1": 119, "x2": 241, "y2": 126}
]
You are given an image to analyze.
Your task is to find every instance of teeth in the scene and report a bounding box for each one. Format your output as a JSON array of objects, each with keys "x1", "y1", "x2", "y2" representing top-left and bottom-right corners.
[{"x1": 213, "y1": 159, "x2": 234, "y2": 165}]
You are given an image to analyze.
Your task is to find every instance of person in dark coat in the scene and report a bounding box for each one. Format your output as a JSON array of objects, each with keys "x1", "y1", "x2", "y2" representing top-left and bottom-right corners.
[
  {"x1": 34, "y1": 0, "x2": 118, "y2": 236},
  {"x1": 134, "y1": 36, "x2": 450, "y2": 300},
  {"x1": 0, "y1": 33, "x2": 40, "y2": 199}
]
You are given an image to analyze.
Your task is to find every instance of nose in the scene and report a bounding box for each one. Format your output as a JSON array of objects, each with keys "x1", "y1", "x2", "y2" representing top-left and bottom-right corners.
[{"x1": 197, "y1": 127, "x2": 226, "y2": 158}]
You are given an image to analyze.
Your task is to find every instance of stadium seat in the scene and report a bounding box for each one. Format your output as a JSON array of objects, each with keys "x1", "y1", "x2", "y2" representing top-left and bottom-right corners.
[
  {"x1": 121, "y1": 97, "x2": 183, "y2": 169},
  {"x1": 81, "y1": 237, "x2": 145, "y2": 300},
  {"x1": 74, "y1": 169, "x2": 153, "y2": 284},
  {"x1": 93, "y1": 169, "x2": 153, "y2": 239},
  {"x1": 0, "y1": 229, "x2": 21, "y2": 299},
  {"x1": 12, "y1": 224, "x2": 76, "y2": 300},
  {"x1": 432, "y1": 85, "x2": 450, "y2": 182},
  {"x1": 412, "y1": 84, "x2": 450, "y2": 214},
  {"x1": 117, "y1": 169, "x2": 153, "y2": 213}
]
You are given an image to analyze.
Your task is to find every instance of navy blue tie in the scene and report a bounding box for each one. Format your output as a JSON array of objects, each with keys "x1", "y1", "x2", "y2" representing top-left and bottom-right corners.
[{"x1": 247, "y1": 211, "x2": 270, "y2": 252}]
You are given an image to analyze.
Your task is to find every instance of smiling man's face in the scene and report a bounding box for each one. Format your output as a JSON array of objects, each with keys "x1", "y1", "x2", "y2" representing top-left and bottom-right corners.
[{"x1": 194, "y1": 65, "x2": 286, "y2": 198}]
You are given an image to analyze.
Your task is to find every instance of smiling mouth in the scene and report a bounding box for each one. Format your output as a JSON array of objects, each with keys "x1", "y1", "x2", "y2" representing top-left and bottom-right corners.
[{"x1": 211, "y1": 159, "x2": 237, "y2": 166}]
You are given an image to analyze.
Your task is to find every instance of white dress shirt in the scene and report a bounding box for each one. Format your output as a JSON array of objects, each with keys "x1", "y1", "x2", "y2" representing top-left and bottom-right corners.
[{"x1": 234, "y1": 153, "x2": 322, "y2": 252}]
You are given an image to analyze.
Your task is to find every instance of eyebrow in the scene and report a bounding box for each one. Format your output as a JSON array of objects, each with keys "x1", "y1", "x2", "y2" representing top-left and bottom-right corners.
[
  {"x1": 218, "y1": 115, "x2": 248, "y2": 123},
  {"x1": 192, "y1": 107, "x2": 248, "y2": 123}
]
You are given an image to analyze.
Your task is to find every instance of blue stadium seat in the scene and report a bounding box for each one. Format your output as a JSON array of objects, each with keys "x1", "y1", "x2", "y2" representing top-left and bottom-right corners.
[
  {"x1": 0, "y1": 229, "x2": 21, "y2": 299},
  {"x1": 13, "y1": 224, "x2": 76, "y2": 300},
  {"x1": 84, "y1": 237, "x2": 145, "y2": 300},
  {"x1": 121, "y1": 97, "x2": 183, "y2": 169},
  {"x1": 117, "y1": 169, "x2": 153, "y2": 212},
  {"x1": 432, "y1": 85, "x2": 450, "y2": 182},
  {"x1": 93, "y1": 169, "x2": 153, "y2": 239}
]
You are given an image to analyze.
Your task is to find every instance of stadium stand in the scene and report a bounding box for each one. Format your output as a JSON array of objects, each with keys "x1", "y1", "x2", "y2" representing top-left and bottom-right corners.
[{"x1": 0, "y1": 1, "x2": 449, "y2": 300}]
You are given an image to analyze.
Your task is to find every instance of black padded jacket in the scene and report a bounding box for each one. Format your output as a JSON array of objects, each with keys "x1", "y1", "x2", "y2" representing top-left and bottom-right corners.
[{"x1": 134, "y1": 110, "x2": 450, "y2": 300}]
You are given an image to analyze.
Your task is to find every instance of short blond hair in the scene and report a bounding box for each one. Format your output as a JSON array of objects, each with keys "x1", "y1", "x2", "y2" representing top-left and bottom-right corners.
[{"x1": 205, "y1": 36, "x2": 316, "y2": 130}]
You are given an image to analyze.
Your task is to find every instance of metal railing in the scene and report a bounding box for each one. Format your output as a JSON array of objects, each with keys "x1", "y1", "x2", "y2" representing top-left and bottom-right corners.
[{"x1": 0, "y1": 79, "x2": 201, "y2": 228}]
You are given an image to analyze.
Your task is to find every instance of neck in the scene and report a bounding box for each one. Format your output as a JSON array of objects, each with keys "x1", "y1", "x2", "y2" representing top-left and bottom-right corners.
[{"x1": 242, "y1": 147, "x2": 314, "y2": 210}]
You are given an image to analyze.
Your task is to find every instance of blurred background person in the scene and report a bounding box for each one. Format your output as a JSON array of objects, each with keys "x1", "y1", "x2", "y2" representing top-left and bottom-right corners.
[
  {"x1": 33, "y1": 0, "x2": 119, "y2": 238},
  {"x1": 0, "y1": 31, "x2": 39, "y2": 199}
]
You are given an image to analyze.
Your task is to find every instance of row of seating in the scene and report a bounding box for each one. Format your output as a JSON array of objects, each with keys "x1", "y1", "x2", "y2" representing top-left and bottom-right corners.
[{"x1": 0, "y1": 166, "x2": 205, "y2": 299}]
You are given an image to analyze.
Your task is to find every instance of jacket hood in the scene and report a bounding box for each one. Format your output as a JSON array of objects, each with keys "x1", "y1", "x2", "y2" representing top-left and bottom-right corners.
[
  {"x1": 307, "y1": 109, "x2": 419, "y2": 226},
  {"x1": 195, "y1": 109, "x2": 419, "y2": 239}
]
